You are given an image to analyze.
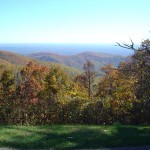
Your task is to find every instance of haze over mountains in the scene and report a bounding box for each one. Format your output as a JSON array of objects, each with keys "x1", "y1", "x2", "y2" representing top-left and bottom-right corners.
[
  {"x1": 0, "y1": 43, "x2": 133, "y2": 56},
  {"x1": 0, "y1": 42, "x2": 131, "y2": 75},
  {"x1": 29, "y1": 51, "x2": 126, "y2": 70}
]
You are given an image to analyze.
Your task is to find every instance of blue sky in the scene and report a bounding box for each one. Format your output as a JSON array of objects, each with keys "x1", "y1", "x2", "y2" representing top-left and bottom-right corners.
[{"x1": 0, "y1": 0, "x2": 150, "y2": 43}]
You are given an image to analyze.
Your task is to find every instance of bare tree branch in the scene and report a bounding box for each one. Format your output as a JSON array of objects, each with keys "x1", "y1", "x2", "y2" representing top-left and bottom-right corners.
[
  {"x1": 116, "y1": 41, "x2": 136, "y2": 50},
  {"x1": 115, "y1": 38, "x2": 139, "y2": 51}
]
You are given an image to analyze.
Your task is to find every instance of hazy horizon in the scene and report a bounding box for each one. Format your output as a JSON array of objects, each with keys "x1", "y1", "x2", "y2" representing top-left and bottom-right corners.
[{"x1": 0, "y1": 43, "x2": 133, "y2": 56}]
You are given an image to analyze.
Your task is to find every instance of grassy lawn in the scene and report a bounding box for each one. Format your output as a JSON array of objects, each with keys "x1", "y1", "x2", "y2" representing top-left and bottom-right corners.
[{"x1": 0, "y1": 125, "x2": 150, "y2": 149}]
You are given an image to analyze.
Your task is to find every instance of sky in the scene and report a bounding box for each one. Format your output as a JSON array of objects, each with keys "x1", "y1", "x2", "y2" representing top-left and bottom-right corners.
[{"x1": 0, "y1": 0, "x2": 150, "y2": 44}]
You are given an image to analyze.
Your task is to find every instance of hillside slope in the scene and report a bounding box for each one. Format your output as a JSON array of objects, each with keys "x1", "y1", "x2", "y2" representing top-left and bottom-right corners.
[
  {"x1": 0, "y1": 50, "x2": 33, "y2": 65},
  {"x1": 29, "y1": 51, "x2": 126, "y2": 70},
  {"x1": 0, "y1": 50, "x2": 81, "y2": 77}
]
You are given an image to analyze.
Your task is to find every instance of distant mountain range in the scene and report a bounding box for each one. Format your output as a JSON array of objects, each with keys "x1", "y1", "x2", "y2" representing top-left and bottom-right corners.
[
  {"x1": 0, "y1": 50, "x2": 129, "y2": 78},
  {"x1": 0, "y1": 50, "x2": 81, "y2": 77},
  {"x1": 0, "y1": 43, "x2": 133, "y2": 56},
  {"x1": 29, "y1": 51, "x2": 126, "y2": 70}
]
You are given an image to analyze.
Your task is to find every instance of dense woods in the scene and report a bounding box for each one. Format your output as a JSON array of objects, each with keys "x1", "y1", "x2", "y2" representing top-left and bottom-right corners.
[{"x1": 0, "y1": 39, "x2": 150, "y2": 125}]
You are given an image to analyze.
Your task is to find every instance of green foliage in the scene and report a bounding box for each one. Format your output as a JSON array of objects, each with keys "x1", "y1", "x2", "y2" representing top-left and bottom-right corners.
[
  {"x1": 0, "y1": 70, "x2": 15, "y2": 124},
  {"x1": 39, "y1": 61, "x2": 82, "y2": 79},
  {"x1": 44, "y1": 67, "x2": 70, "y2": 99}
]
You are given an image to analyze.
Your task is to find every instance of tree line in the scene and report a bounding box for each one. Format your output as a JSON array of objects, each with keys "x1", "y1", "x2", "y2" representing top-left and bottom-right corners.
[{"x1": 0, "y1": 39, "x2": 150, "y2": 125}]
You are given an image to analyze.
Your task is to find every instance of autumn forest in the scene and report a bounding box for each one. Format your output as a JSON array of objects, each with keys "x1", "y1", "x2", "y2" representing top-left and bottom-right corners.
[{"x1": 0, "y1": 39, "x2": 150, "y2": 125}]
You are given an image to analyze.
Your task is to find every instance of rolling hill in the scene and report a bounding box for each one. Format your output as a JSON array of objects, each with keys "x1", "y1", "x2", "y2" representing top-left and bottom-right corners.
[
  {"x1": 29, "y1": 51, "x2": 126, "y2": 70},
  {"x1": 0, "y1": 50, "x2": 33, "y2": 65},
  {"x1": 0, "y1": 50, "x2": 81, "y2": 78}
]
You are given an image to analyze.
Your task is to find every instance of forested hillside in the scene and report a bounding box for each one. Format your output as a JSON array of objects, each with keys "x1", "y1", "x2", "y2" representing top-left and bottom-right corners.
[
  {"x1": 0, "y1": 39, "x2": 150, "y2": 125},
  {"x1": 0, "y1": 50, "x2": 32, "y2": 65},
  {"x1": 29, "y1": 51, "x2": 125, "y2": 70},
  {"x1": 0, "y1": 50, "x2": 81, "y2": 78}
]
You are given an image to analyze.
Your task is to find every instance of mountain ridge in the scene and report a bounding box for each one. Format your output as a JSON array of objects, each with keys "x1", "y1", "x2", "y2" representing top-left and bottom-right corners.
[
  {"x1": 29, "y1": 51, "x2": 126, "y2": 70},
  {"x1": 0, "y1": 50, "x2": 81, "y2": 77}
]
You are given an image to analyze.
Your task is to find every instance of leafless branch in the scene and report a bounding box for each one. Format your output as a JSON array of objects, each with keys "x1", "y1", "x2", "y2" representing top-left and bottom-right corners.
[{"x1": 115, "y1": 38, "x2": 137, "y2": 51}]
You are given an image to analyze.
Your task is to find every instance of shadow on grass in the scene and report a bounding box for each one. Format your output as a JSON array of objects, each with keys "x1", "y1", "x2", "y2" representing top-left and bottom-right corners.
[{"x1": 0, "y1": 125, "x2": 150, "y2": 149}]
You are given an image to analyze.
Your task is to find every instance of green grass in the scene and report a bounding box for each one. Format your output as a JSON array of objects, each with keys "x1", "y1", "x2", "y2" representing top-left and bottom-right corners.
[{"x1": 0, "y1": 125, "x2": 150, "y2": 149}]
